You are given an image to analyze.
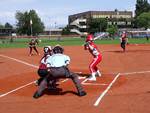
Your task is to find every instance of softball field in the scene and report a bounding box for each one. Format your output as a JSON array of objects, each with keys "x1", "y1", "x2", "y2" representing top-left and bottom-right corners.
[{"x1": 0, "y1": 44, "x2": 150, "y2": 113}]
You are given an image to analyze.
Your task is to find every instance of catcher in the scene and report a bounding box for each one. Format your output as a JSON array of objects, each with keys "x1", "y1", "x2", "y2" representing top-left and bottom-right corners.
[
  {"x1": 33, "y1": 45, "x2": 86, "y2": 99},
  {"x1": 35, "y1": 46, "x2": 53, "y2": 86}
]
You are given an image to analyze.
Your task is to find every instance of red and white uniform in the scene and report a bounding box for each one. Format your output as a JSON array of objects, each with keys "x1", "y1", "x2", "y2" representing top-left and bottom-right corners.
[
  {"x1": 39, "y1": 46, "x2": 53, "y2": 70},
  {"x1": 85, "y1": 34, "x2": 102, "y2": 75},
  {"x1": 39, "y1": 55, "x2": 51, "y2": 69}
]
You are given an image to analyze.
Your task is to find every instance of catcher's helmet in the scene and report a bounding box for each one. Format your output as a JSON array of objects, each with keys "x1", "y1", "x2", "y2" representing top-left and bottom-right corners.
[
  {"x1": 53, "y1": 45, "x2": 64, "y2": 54},
  {"x1": 44, "y1": 46, "x2": 52, "y2": 54}
]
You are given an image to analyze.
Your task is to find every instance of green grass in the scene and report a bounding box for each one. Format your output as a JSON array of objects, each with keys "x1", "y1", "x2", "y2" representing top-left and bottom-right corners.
[
  {"x1": 0, "y1": 37, "x2": 150, "y2": 48},
  {"x1": 96, "y1": 38, "x2": 150, "y2": 44}
]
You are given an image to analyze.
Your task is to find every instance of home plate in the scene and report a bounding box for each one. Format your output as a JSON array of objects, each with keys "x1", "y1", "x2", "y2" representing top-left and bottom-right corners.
[
  {"x1": 81, "y1": 78, "x2": 108, "y2": 86},
  {"x1": 78, "y1": 76, "x2": 86, "y2": 79}
]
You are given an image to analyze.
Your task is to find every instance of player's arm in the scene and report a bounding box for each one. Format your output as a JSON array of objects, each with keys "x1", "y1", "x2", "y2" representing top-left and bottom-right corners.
[
  {"x1": 35, "y1": 39, "x2": 39, "y2": 45},
  {"x1": 88, "y1": 44, "x2": 94, "y2": 50},
  {"x1": 84, "y1": 42, "x2": 90, "y2": 50},
  {"x1": 89, "y1": 44, "x2": 99, "y2": 56},
  {"x1": 126, "y1": 38, "x2": 128, "y2": 44},
  {"x1": 28, "y1": 42, "x2": 33, "y2": 47},
  {"x1": 65, "y1": 55, "x2": 70, "y2": 66},
  {"x1": 45, "y1": 57, "x2": 52, "y2": 72},
  {"x1": 119, "y1": 38, "x2": 122, "y2": 43}
]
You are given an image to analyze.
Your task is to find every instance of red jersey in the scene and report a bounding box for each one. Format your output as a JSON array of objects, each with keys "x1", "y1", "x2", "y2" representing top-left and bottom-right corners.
[
  {"x1": 121, "y1": 32, "x2": 127, "y2": 41},
  {"x1": 85, "y1": 42, "x2": 101, "y2": 57},
  {"x1": 29, "y1": 41, "x2": 36, "y2": 47},
  {"x1": 39, "y1": 55, "x2": 50, "y2": 69},
  {"x1": 29, "y1": 39, "x2": 38, "y2": 47}
]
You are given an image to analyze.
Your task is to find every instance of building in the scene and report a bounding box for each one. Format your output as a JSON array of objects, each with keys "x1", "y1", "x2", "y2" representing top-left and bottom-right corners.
[
  {"x1": 68, "y1": 10, "x2": 133, "y2": 35},
  {"x1": 42, "y1": 28, "x2": 62, "y2": 36},
  {"x1": 0, "y1": 28, "x2": 15, "y2": 36},
  {"x1": 128, "y1": 29, "x2": 150, "y2": 38}
]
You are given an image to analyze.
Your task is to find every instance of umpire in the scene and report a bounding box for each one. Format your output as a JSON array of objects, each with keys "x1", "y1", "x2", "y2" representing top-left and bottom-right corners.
[{"x1": 33, "y1": 45, "x2": 86, "y2": 98}]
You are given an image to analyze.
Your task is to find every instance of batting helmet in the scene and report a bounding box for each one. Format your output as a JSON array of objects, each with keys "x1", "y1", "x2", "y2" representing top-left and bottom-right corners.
[
  {"x1": 44, "y1": 46, "x2": 52, "y2": 55},
  {"x1": 86, "y1": 34, "x2": 94, "y2": 42},
  {"x1": 53, "y1": 45, "x2": 64, "y2": 54}
]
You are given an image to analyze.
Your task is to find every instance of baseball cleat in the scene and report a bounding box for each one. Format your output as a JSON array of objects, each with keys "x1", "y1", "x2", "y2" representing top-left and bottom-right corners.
[
  {"x1": 33, "y1": 91, "x2": 42, "y2": 99},
  {"x1": 78, "y1": 91, "x2": 87, "y2": 96},
  {"x1": 34, "y1": 80, "x2": 39, "y2": 86},
  {"x1": 96, "y1": 71, "x2": 102, "y2": 77},
  {"x1": 87, "y1": 76, "x2": 96, "y2": 81}
]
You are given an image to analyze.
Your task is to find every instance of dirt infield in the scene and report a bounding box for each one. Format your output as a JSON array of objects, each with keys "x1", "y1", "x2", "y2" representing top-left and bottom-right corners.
[{"x1": 0, "y1": 44, "x2": 150, "y2": 113}]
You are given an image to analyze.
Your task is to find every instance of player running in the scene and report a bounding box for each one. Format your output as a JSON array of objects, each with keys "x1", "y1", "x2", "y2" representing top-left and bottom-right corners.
[{"x1": 84, "y1": 32, "x2": 102, "y2": 81}]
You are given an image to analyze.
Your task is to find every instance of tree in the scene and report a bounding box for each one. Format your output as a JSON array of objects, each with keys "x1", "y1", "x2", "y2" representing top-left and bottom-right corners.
[
  {"x1": 5, "y1": 22, "x2": 13, "y2": 29},
  {"x1": 136, "y1": 12, "x2": 150, "y2": 29},
  {"x1": 88, "y1": 18, "x2": 107, "y2": 33},
  {"x1": 106, "y1": 25, "x2": 118, "y2": 39},
  {"x1": 135, "y1": 0, "x2": 150, "y2": 18},
  {"x1": 15, "y1": 10, "x2": 45, "y2": 35},
  {"x1": 62, "y1": 25, "x2": 71, "y2": 35},
  {"x1": 0, "y1": 24, "x2": 4, "y2": 28}
]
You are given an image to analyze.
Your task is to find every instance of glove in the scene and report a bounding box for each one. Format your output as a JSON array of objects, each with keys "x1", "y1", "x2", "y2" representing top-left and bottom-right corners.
[
  {"x1": 47, "y1": 67, "x2": 51, "y2": 72},
  {"x1": 84, "y1": 42, "x2": 89, "y2": 50},
  {"x1": 46, "y1": 63, "x2": 51, "y2": 69}
]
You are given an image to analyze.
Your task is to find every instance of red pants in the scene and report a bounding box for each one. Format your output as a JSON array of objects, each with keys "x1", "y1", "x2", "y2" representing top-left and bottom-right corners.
[{"x1": 89, "y1": 54, "x2": 102, "y2": 73}]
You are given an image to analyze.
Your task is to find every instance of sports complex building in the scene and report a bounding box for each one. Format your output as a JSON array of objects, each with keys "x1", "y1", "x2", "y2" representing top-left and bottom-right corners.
[{"x1": 68, "y1": 10, "x2": 133, "y2": 35}]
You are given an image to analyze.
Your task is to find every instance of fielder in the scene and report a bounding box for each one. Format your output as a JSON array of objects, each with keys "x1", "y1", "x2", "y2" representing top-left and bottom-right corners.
[
  {"x1": 120, "y1": 31, "x2": 128, "y2": 52},
  {"x1": 84, "y1": 32, "x2": 102, "y2": 81},
  {"x1": 28, "y1": 38, "x2": 40, "y2": 56},
  {"x1": 33, "y1": 45, "x2": 86, "y2": 99}
]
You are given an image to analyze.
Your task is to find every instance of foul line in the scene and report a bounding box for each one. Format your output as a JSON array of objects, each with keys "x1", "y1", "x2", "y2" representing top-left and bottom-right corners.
[
  {"x1": 81, "y1": 78, "x2": 88, "y2": 84},
  {"x1": 0, "y1": 81, "x2": 35, "y2": 98},
  {"x1": 82, "y1": 83, "x2": 107, "y2": 86},
  {"x1": 0, "y1": 54, "x2": 38, "y2": 69},
  {"x1": 0, "y1": 78, "x2": 69, "y2": 98},
  {"x1": 94, "y1": 73, "x2": 121, "y2": 107},
  {"x1": 93, "y1": 70, "x2": 150, "y2": 107},
  {"x1": 121, "y1": 70, "x2": 150, "y2": 75},
  {"x1": 0, "y1": 54, "x2": 69, "y2": 98}
]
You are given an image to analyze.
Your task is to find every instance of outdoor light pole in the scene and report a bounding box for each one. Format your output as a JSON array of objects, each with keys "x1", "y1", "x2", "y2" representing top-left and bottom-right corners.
[
  {"x1": 30, "y1": 19, "x2": 33, "y2": 36},
  {"x1": 116, "y1": 10, "x2": 119, "y2": 27},
  {"x1": 55, "y1": 22, "x2": 57, "y2": 28}
]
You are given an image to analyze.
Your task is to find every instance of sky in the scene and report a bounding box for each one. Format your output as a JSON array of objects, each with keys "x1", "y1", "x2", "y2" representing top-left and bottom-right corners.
[{"x1": 0, "y1": 0, "x2": 149, "y2": 28}]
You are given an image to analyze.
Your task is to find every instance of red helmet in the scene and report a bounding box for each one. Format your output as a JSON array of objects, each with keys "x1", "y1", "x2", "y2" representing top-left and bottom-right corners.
[{"x1": 86, "y1": 34, "x2": 94, "y2": 42}]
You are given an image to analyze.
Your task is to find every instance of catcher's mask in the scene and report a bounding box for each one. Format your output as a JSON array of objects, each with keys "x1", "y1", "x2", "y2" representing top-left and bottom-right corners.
[
  {"x1": 53, "y1": 45, "x2": 64, "y2": 54},
  {"x1": 44, "y1": 46, "x2": 52, "y2": 54}
]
